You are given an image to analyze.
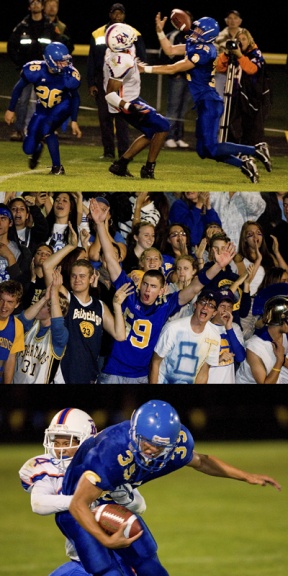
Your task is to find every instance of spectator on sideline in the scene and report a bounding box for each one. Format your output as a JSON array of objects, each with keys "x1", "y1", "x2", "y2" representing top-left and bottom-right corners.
[
  {"x1": 43, "y1": 0, "x2": 74, "y2": 53},
  {"x1": 87, "y1": 3, "x2": 147, "y2": 160},
  {"x1": 13, "y1": 269, "x2": 69, "y2": 384},
  {"x1": 209, "y1": 192, "x2": 266, "y2": 249},
  {"x1": 214, "y1": 9, "x2": 243, "y2": 98},
  {"x1": 216, "y1": 28, "x2": 271, "y2": 145},
  {"x1": 208, "y1": 287, "x2": 245, "y2": 383},
  {"x1": 88, "y1": 196, "x2": 236, "y2": 383},
  {"x1": 169, "y1": 192, "x2": 221, "y2": 248},
  {"x1": 7, "y1": 195, "x2": 49, "y2": 256},
  {"x1": 0, "y1": 280, "x2": 24, "y2": 384},
  {"x1": 150, "y1": 289, "x2": 221, "y2": 383},
  {"x1": 0, "y1": 203, "x2": 32, "y2": 295}
]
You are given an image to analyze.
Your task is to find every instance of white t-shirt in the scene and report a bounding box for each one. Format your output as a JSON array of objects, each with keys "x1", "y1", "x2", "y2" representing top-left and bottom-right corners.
[
  {"x1": 208, "y1": 322, "x2": 245, "y2": 384},
  {"x1": 236, "y1": 334, "x2": 288, "y2": 383},
  {"x1": 155, "y1": 316, "x2": 220, "y2": 383}
]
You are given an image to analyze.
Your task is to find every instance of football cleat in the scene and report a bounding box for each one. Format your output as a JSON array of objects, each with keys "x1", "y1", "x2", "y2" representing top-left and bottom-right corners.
[
  {"x1": 49, "y1": 165, "x2": 65, "y2": 175},
  {"x1": 140, "y1": 165, "x2": 155, "y2": 179},
  {"x1": 241, "y1": 157, "x2": 259, "y2": 183},
  {"x1": 109, "y1": 161, "x2": 134, "y2": 177},
  {"x1": 255, "y1": 142, "x2": 272, "y2": 172},
  {"x1": 29, "y1": 142, "x2": 43, "y2": 170}
]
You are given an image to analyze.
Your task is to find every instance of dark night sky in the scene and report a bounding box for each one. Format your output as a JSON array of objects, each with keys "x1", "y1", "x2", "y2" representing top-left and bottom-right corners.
[{"x1": 1, "y1": 1, "x2": 286, "y2": 54}]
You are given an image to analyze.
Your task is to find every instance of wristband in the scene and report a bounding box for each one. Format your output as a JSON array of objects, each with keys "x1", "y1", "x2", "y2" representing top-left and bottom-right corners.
[
  {"x1": 105, "y1": 91, "x2": 122, "y2": 108},
  {"x1": 197, "y1": 269, "x2": 211, "y2": 286},
  {"x1": 272, "y1": 368, "x2": 281, "y2": 372},
  {"x1": 124, "y1": 102, "x2": 131, "y2": 110},
  {"x1": 157, "y1": 31, "x2": 166, "y2": 40},
  {"x1": 144, "y1": 66, "x2": 153, "y2": 74}
]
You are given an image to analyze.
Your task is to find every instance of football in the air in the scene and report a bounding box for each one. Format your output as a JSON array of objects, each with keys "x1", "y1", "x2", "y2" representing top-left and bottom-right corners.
[
  {"x1": 170, "y1": 8, "x2": 192, "y2": 32},
  {"x1": 94, "y1": 504, "x2": 142, "y2": 538}
]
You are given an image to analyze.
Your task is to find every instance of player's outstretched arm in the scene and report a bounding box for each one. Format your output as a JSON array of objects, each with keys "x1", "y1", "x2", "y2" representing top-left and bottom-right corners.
[
  {"x1": 155, "y1": 11, "x2": 185, "y2": 57},
  {"x1": 187, "y1": 452, "x2": 282, "y2": 491}
]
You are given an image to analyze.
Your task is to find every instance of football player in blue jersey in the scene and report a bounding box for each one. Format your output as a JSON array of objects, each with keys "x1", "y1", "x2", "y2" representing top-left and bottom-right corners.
[
  {"x1": 137, "y1": 14, "x2": 272, "y2": 184},
  {"x1": 89, "y1": 197, "x2": 237, "y2": 384},
  {"x1": 4, "y1": 41, "x2": 82, "y2": 175},
  {"x1": 55, "y1": 399, "x2": 281, "y2": 576}
]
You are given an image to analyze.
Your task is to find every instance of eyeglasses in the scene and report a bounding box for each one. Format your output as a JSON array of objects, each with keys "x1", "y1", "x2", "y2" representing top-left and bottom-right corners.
[
  {"x1": 169, "y1": 231, "x2": 187, "y2": 238},
  {"x1": 197, "y1": 299, "x2": 216, "y2": 309}
]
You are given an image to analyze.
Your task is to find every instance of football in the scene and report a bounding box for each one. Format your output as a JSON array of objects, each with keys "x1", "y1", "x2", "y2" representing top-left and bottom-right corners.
[
  {"x1": 94, "y1": 504, "x2": 142, "y2": 538},
  {"x1": 170, "y1": 8, "x2": 192, "y2": 33}
]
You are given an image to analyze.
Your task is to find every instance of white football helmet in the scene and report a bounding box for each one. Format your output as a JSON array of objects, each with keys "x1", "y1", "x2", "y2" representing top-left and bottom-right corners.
[
  {"x1": 43, "y1": 408, "x2": 97, "y2": 470},
  {"x1": 105, "y1": 23, "x2": 137, "y2": 52}
]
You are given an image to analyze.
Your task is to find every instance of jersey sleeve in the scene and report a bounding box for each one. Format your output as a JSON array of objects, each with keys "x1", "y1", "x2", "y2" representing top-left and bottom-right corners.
[{"x1": 10, "y1": 317, "x2": 25, "y2": 354}]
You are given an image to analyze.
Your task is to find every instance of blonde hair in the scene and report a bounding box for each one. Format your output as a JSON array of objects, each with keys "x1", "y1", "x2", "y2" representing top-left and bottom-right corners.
[{"x1": 236, "y1": 28, "x2": 256, "y2": 50}]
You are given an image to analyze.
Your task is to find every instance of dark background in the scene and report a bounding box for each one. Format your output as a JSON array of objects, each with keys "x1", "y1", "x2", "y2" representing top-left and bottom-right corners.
[
  {"x1": 1, "y1": 386, "x2": 288, "y2": 443},
  {"x1": 1, "y1": 1, "x2": 286, "y2": 54}
]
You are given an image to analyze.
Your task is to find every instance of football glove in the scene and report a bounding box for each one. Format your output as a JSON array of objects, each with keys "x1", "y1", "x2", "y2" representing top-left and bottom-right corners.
[
  {"x1": 125, "y1": 103, "x2": 148, "y2": 116},
  {"x1": 110, "y1": 483, "x2": 134, "y2": 506}
]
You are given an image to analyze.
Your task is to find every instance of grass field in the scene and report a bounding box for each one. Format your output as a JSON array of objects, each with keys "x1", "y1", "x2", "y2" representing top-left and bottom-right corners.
[
  {"x1": 0, "y1": 441, "x2": 287, "y2": 576},
  {"x1": 0, "y1": 55, "x2": 287, "y2": 192},
  {"x1": 0, "y1": 139, "x2": 287, "y2": 192}
]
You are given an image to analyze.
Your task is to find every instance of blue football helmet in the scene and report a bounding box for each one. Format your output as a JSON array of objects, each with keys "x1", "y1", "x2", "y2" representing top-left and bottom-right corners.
[
  {"x1": 129, "y1": 400, "x2": 181, "y2": 471},
  {"x1": 190, "y1": 17, "x2": 220, "y2": 43},
  {"x1": 44, "y1": 42, "x2": 72, "y2": 73}
]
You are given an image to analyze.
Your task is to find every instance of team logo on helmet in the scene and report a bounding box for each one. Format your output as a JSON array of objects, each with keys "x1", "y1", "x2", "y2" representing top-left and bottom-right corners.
[{"x1": 105, "y1": 23, "x2": 137, "y2": 52}]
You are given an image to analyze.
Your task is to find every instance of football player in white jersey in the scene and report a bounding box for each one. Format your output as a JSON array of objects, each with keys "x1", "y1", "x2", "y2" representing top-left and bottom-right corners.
[
  {"x1": 19, "y1": 407, "x2": 146, "y2": 576},
  {"x1": 104, "y1": 23, "x2": 170, "y2": 179}
]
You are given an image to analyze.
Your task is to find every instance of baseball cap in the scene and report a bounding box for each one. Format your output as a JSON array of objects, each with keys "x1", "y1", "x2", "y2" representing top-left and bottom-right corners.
[
  {"x1": 215, "y1": 288, "x2": 236, "y2": 307},
  {"x1": 0, "y1": 206, "x2": 13, "y2": 220},
  {"x1": 226, "y1": 10, "x2": 241, "y2": 18},
  {"x1": 96, "y1": 196, "x2": 110, "y2": 207},
  {"x1": 109, "y1": 3, "x2": 125, "y2": 13}
]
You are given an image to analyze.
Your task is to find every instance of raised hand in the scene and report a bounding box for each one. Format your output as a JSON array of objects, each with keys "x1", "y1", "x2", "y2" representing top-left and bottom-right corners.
[
  {"x1": 213, "y1": 242, "x2": 236, "y2": 268},
  {"x1": 113, "y1": 282, "x2": 135, "y2": 306},
  {"x1": 155, "y1": 11, "x2": 168, "y2": 33},
  {"x1": 89, "y1": 197, "x2": 109, "y2": 225}
]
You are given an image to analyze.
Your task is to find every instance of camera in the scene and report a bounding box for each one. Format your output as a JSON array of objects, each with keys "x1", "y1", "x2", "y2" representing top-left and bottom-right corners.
[{"x1": 226, "y1": 40, "x2": 239, "y2": 50}]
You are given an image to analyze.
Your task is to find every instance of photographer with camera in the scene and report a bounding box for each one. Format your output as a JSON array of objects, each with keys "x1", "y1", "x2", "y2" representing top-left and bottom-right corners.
[
  {"x1": 216, "y1": 28, "x2": 271, "y2": 146},
  {"x1": 214, "y1": 10, "x2": 243, "y2": 98}
]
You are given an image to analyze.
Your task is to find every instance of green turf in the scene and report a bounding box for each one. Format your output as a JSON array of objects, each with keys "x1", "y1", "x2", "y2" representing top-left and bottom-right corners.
[
  {"x1": 0, "y1": 140, "x2": 287, "y2": 192},
  {"x1": 0, "y1": 441, "x2": 287, "y2": 576}
]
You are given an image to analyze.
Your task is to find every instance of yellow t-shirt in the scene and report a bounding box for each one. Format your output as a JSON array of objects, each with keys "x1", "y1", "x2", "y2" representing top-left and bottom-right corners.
[{"x1": 0, "y1": 316, "x2": 25, "y2": 354}]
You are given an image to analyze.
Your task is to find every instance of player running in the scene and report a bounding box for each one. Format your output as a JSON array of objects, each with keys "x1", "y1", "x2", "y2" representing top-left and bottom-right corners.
[
  {"x1": 4, "y1": 42, "x2": 82, "y2": 175},
  {"x1": 56, "y1": 400, "x2": 281, "y2": 576},
  {"x1": 137, "y1": 14, "x2": 272, "y2": 184}
]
